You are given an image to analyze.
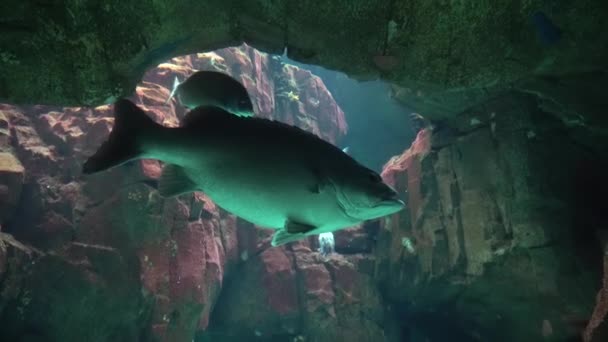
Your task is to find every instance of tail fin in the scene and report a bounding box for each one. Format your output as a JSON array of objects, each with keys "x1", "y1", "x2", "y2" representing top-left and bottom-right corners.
[
  {"x1": 164, "y1": 76, "x2": 181, "y2": 105},
  {"x1": 82, "y1": 99, "x2": 157, "y2": 174}
]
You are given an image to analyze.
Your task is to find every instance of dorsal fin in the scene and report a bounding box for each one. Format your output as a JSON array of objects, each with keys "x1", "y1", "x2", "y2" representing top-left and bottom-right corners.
[{"x1": 164, "y1": 76, "x2": 181, "y2": 105}]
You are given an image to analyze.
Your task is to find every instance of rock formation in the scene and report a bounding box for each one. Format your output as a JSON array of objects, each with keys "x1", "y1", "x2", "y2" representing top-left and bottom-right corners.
[{"x1": 377, "y1": 93, "x2": 606, "y2": 341}]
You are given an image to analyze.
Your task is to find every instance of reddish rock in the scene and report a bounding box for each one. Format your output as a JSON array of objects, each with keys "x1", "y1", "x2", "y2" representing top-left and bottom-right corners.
[
  {"x1": 0, "y1": 234, "x2": 153, "y2": 341},
  {"x1": 217, "y1": 211, "x2": 240, "y2": 270},
  {"x1": 294, "y1": 245, "x2": 336, "y2": 316},
  {"x1": 8, "y1": 123, "x2": 58, "y2": 177},
  {"x1": 304, "y1": 254, "x2": 385, "y2": 341},
  {"x1": 209, "y1": 238, "x2": 386, "y2": 341},
  {"x1": 380, "y1": 127, "x2": 432, "y2": 256},
  {"x1": 0, "y1": 111, "x2": 11, "y2": 147},
  {"x1": 76, "y1": 184, "x2": 225, "y2": 341},
  {"x1": 332, "y1": 225, "x2": 372, "y2": 254},
  {"x1": 326, "y1": 257, "x2": 359, "y2": 305},
  {"x1": 279, "y1": 64, "x2": 348, "y2": 144},
  {"x1": 142, "y1": 44, "x2": 348, "y2": 144},
  {"x1": 0, "y1": 152, "x2": 24, "y2": 222},
  {"x1": 144, "y1": 62, "x2": 193, "y2": 89},
  {"x1": 171, "y1": 219, "x2": 225, "y2": 329},
  {"x1": 375, "y1": 93, "x2": 599, "y2": 341},
  {"x1": 205, "y1": 245, "x2": 301, "y2": 338},
  {"x1": 259, "y1": 247, "x2": 299, "y2": 315}
]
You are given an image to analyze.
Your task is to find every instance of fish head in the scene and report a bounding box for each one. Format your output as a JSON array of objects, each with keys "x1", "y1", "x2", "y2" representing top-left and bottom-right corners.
[{"x1": 335, "y1": 166, "x2": 405, "y2": 221}]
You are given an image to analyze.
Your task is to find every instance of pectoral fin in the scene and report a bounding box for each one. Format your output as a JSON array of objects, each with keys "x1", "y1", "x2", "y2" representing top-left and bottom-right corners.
[
  {"x1": 158, "y1": 164, "x2": 197, "y2": 197},
  {"x1": 286, "y1": 220, "x2": 315, "y2": 234},
  {"x1": 271, "y1": 220, "x2": 316, "y2": 247},
  {"x1": 271, "y1": 230, "x2": 304, "y2": 247}
]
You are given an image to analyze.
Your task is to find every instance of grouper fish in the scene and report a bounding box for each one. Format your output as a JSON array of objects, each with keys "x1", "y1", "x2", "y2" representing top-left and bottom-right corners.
[
  {"x1": 83, "y1": 99, "x2": 405, "y2": 246},
  {"x1": 165, "y1": 70, "x2": 255, "y2": 117}
]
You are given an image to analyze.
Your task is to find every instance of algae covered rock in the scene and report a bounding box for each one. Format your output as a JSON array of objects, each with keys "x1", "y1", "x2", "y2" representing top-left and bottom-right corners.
[{"x1": 2, "y1": 0, "x2": 607, "y2": 122}]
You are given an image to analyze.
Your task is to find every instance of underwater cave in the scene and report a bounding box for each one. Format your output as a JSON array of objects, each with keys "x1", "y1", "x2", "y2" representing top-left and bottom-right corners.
[{"x1": 1, "y1": 1, "x2": 608, "y2": 342}]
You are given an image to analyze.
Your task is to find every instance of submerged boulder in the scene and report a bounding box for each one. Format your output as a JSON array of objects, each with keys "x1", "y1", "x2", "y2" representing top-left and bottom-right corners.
[{"x1": 206, "y1": 241, "x2": 385, "y2": 342}]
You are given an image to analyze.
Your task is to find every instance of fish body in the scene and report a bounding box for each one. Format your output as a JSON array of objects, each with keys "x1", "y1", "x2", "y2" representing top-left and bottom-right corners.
[
  {"x1": 165, "y1": 71, "x2": 254, "y2": 117},
  {"x1": 83, "y1": 99, "x2": 404, "y2": 246}
]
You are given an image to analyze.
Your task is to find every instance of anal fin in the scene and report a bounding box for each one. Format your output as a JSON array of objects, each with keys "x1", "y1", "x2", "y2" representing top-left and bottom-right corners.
[
  {"x1": 158, "y1": 164, "x2": 197, "y2": 197},
  {"x1": 271, "y1": 229, "x2": 305, "y2": 247},
  {"x1": 271, "y1": 220, "x2": 316, "y2": 247},
  {"x1": 286, "y1": 220, "x2": 315, "y2": 234}
]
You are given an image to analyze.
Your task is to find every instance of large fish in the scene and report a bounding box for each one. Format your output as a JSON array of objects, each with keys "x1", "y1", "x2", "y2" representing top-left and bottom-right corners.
[
  {"x1": 165, "y1": 70, "x2": 254, "y2": 117},
  {"x1": 83, "y1": 99, "x2": 405, "y2": 246}
]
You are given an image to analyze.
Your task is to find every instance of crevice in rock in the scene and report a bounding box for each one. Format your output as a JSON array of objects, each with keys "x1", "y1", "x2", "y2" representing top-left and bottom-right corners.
[{"x1": 448, "y1": 152, "x2": 468, "y2": 274}]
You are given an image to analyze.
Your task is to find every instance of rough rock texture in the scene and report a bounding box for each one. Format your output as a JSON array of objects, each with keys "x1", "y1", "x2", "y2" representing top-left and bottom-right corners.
[
  {"x1": 0, "y1": 152, "x2": 24, "y2": 222},
  {"x1": 205, "y1": 241, "x2": 385, "y2": 342},
  {"x1": 0, "y1": 46, "x2": 357, "y2": 342},
  {"x1": 147, "y1": 44, "x2": 347, "y2": 144},
  {"x1": 375, "y1": 93, "x2": 604, "y2": 341},
  {"x1": 1, "y1": 0, "x2": 606, "y2": 124},
  {"x1": 583, "y1": 232, "x2": 608, "y2": 342}
]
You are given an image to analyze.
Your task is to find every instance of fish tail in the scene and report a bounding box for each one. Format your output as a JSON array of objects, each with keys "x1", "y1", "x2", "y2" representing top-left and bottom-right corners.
[
  {"x1": 164, "y1": 76, "x2": 181, "y2": 105},
  {"x1": 82, "y1": 99, "x2": 158, "y2": 174}
]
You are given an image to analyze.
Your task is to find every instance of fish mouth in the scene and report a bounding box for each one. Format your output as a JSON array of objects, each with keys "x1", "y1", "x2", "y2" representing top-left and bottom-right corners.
[
  {"x1": 374, "y1": 192, "x2": 405, "y2": 211},
  {"x1": 375, "y1": 198, "x2": 405, "y2": 209}
]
